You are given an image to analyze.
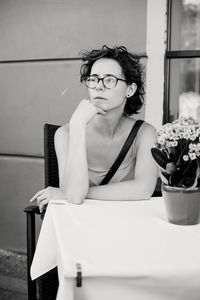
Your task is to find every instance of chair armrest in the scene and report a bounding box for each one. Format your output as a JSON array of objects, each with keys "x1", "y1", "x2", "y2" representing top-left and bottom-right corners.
[{"x1": 24, "y1": 205, "x2": 41, "y2": 215}]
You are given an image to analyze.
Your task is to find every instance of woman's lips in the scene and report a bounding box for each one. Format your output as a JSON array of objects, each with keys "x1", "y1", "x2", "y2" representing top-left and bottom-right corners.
[{"x1": 94, "y1": 96, "x2": 108, "y2": 101}]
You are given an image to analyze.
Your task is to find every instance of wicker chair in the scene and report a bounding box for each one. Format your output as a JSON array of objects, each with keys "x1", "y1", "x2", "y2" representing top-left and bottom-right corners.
[
  {"x1": 24, "y1": 123, "x2": 161, "y2": 300},
  {"x1": 24, "y1": 123, "x2": 60, "y2": 300}
]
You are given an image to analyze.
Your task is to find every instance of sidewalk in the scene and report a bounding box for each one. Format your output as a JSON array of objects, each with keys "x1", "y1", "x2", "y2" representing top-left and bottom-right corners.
[{"x1": 0, "y1": 249, "x2": 27, "y2": 300}]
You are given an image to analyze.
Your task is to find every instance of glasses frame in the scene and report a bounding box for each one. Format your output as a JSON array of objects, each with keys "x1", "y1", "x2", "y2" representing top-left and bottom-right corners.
[{"x1": 85, "y1": 75, "x2": 127, "y2": 89}]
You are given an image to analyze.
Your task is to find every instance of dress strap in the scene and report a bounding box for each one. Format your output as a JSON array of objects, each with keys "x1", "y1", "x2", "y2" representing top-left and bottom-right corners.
[{"x1": 100, "y1": 120, "x2": 144, "y2": 185}]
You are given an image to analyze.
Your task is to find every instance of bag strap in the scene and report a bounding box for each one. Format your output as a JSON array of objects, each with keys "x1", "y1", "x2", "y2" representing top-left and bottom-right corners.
[{"x1": 100, "y1": 120, "x2": 144, "y2": 185}]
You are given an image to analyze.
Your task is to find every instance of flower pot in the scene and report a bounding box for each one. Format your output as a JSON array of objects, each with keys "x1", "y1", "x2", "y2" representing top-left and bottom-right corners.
[{"x1": 162, "y1": 185, "x2": 200, "y2": 225}]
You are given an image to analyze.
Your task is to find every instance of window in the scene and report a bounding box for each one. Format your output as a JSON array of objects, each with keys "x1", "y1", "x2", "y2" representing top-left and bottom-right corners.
[{"x1": 165, "y1": 0, "x2": 200, "y2": 123}]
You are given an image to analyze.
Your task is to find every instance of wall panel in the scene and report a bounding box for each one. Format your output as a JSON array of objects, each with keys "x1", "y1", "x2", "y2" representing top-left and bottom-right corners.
[
  {"x1": 0, "y1": 0, "x2": 146, "y2": 61},
  {"x1": 0, "y1": 157, "x2": 44, "y2": 250},
  {"x1": 0, "y1": 60, "x2": 86, "y2": 155}
]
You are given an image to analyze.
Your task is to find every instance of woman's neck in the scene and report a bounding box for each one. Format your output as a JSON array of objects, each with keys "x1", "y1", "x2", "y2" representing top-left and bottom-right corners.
[{"x1": 93, "y1": 107, "x2": 125, "y2": 138}]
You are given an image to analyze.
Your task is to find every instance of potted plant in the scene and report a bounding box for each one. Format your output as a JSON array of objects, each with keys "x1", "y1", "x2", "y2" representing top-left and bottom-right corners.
[{"x1": 151, "y1": 117, "x2": 200, "y2": 225}]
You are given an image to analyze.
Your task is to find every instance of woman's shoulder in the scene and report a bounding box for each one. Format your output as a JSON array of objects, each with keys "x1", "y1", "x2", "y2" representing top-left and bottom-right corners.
[
  {"x1": 54, "y1": 123, "x2": 70, "y2": 145},
  {"x1": 125, "y1": 116, "x2": 156, "y2": 133},
  {"x1": 55, "y1": 123, "x2": 69, "y2": 135},
  {"x1": 124, "y1": 117, "x2": 157, "y2": 146},
  {"x1": 140, "y1": 120, "x2": 156, "y2": 135},
  {"x1": 135, "y1": 120, "x2": 157, "y2": 146}
]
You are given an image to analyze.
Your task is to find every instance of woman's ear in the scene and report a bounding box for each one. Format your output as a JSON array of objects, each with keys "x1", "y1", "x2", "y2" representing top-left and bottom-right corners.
[{"x1": 126, "y1": 83, "x2": 137, "y2": 98}]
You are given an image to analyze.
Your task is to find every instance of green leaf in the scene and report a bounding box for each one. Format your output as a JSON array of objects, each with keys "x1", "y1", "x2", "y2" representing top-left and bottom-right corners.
[{"x1": 151, "y1": 148, "x2": 170, "y2": 170}]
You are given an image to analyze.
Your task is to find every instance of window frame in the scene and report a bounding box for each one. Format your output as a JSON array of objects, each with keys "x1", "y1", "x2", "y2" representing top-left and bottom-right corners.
[{"x1": 164, "y1": 0, "x2": 200, "y2": 123}]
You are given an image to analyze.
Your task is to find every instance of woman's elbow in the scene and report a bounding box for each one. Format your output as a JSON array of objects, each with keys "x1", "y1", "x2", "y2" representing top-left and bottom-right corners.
[
  {"x1": 66, "y1": 188, "x2": 87, "y2": 205},
  {"x1": 143, "y1": 191, "x2": 153, "y2": 200},
  {"x1": 138, "y1": 182, "x2": 157, "y2": 200},
  {"x1": 68, "y1": 194, "x2": 84, "y2": 205},
  {"x1": 60, "y1": 181, "x2": 88, "y2": 204},
  {"x1": 138, "y1": 191, "x2": 151, "y2": 200}
]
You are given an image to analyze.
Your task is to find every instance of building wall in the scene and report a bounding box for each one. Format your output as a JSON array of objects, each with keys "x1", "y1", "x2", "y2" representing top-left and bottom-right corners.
[{"x1": 0, "y1": 0, "x2": 147, "y2": 251}]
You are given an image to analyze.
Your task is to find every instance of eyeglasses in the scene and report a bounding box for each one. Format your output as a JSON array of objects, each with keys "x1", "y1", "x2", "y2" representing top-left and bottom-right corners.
[{"x1": 85, "y1": 75, "x2": 127, "y2": 89}]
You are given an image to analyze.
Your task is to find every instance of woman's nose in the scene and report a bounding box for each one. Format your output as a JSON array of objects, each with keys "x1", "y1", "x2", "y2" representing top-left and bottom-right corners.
[{"x1": 95, "y1": 79, "x2": 105, "y2": 90}]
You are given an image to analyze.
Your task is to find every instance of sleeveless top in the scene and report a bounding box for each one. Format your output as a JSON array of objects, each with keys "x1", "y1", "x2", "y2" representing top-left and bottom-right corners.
[{"x1": 88, "y1": 143, "x2": 136, "y2": 186}]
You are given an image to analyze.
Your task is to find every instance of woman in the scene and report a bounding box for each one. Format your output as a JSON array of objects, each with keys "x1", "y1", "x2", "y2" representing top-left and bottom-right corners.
[{"x1": 30, "y1": 45, "x2": 158, "y2": 212}]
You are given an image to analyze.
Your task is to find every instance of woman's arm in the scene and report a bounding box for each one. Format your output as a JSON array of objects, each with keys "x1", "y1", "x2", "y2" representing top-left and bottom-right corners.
[
  {"x1": 30, "y1": 100, "x2": 101, "y2": 210},
  {"x1": 86, "y1": 123, "x2": 158, "y2": 201},
  {"x1": 55, "y1": 122, "x2": 89, "y2": 204},
  {"x1": 55, "y1": 99, "x2": 105, "y2": 204}
]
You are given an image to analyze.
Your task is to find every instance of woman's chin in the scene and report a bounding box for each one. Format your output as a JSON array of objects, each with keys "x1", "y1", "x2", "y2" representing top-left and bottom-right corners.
[
  {"x1": 93, "y1": 102, "x2": 107, "y2": 111},
  {"x1": 93, "y1": 99, "x2": 106, "y2": 105}
]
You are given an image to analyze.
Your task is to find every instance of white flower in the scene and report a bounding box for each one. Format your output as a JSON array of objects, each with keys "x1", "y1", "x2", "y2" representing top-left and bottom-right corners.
[
  {"x1": 183, "y1": 132, "x2": 190, "y2": 139},
  {"x1": 183, "y1": 155, "x2": 189, "y2": 161},
  {"x1": 166, "y1": 141, "x2": 171, "y2": 148},
  {"x1": 154, "y1": 117, "x2": 200, "y2": 188},
  {"x1": 158, "y1": 136, "x2": 166, "y2": 145},
  {"x1": 190, "y1": 135, "x2": 197, "y2": 141},
  {"x1": 173, "y1": 134, "x2": 179, "y2": 140},
  {"x1": 189, "y1": 143, "x2": 195, "y2": 151},
  {"x1": 171, "y1": 141, "x2": 178, "y2": 147},
  {"x1": 189, "y1": 153, "x2": 197, "y2": 160}
]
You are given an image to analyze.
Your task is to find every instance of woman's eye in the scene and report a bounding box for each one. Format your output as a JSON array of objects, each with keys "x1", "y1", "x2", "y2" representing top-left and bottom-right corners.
[
  {"x1": 90, "y1": 77, "x2": 97, "y2": 82},
  {"x1": 105, "y1": 77, "x2": 114, "y2": 83}
]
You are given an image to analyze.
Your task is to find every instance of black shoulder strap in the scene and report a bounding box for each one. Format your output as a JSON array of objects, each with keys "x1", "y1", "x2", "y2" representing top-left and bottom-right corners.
[{"x1": 100, "y1": 120, "x2": 144, "y2": 185}]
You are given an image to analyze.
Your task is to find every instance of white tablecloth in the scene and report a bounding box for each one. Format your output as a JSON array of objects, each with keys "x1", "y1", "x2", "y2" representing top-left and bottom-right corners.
[{"x1": 31, "y1": 197, "x2": 200, "y2": 300}]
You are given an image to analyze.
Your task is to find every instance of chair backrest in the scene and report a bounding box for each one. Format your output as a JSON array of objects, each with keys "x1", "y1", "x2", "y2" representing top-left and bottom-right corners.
[
  {"x1": 152, "y1": 178, "x2": 162, "y2": 197},
  {"x1": 37, "y1": 124, "x2": 61, "y2": 300},
  {"x1": 44, "y1": 123, "x2": 60, "y2": 188}
]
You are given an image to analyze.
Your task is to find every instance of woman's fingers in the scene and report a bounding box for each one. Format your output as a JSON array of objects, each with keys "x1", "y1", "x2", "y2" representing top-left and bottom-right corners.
[
  {"x1": 96, "y1": 107, "x2": 106, "y2": 115},
  {"x1": 92, "y1": 101, "x2": 106, "y2": 115},
  {"x1": 37, "y1": 194, "x2": 47, "y2": 205},
  {"x1": 70, "y1": 99, "x2": 98, "y2": 125},
  {"x1": 29, "y1": 187, "x2": 66, "y2": 211},
  {"x1": 39, "y1": 199, "x2": 49, "y2": 213},
  {"x1": 29, "y1": 189, "x2": 46, "y2": 203}
]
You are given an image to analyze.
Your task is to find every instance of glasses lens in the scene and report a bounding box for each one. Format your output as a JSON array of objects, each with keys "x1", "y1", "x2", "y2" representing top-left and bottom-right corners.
[
  {"x1": 103, "y1": 76, "x2": 117, "y2": 88},
  {"x1": 86, "y1": 76, "x2": 97, "y2": 88}
]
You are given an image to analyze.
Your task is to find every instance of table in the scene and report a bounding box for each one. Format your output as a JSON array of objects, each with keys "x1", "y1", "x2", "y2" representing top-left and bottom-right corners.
[{"x1": 31, "y1": 197, "x2": 200, "y2": 300}]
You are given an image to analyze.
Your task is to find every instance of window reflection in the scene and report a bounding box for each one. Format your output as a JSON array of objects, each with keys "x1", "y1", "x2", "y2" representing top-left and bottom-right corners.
[
  {"x1": 179, "y1": 92, "x2": 200, "y2": 121},
  {"x1": 169, "y1": 58, "x2": 200, "y2": 122},
  {"x1": 171, "y1": 0, "x2": 200, "y2": 51}
]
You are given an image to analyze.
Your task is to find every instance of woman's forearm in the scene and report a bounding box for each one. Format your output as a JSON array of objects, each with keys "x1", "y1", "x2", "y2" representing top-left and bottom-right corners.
[
  {"x1": 60, "y1": 122, "x2": 89, "y2": 203},
  {"x1": 87, "y1": 178, "x2": 157, "y2": 201}
]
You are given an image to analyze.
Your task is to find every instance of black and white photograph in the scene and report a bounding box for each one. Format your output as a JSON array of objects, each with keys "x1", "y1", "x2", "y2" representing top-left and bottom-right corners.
[{"x1": 0, "y1": 0, "x2": 200, "y2": 299}]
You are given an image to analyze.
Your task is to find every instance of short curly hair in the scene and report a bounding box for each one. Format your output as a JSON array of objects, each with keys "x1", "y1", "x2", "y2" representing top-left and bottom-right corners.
[{"x1": 80, "y1": 45, "x2": 145, "y2": 115}]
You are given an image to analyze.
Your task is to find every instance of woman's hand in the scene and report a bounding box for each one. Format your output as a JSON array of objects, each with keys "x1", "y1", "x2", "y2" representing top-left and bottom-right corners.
[
  {"x1": 30, "y1": 186, "x2": 67, "y2": 213},
  {"x1": 70, "y1": 99, "x2": 105, "y2": 126}
]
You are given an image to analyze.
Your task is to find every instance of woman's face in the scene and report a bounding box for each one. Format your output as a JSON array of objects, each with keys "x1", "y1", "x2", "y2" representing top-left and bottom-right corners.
[{"x1": 88, "y1": 58, "x2": 130, "y2": 113}]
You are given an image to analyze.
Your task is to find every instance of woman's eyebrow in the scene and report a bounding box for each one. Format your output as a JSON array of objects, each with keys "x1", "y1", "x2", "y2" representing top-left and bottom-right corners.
[
  {"x1": 90, "y1": 73, "x2": 120, "y2": 77},
  {"x1": 90, "y1": 73, "x2": 99, "y2": 77}
]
